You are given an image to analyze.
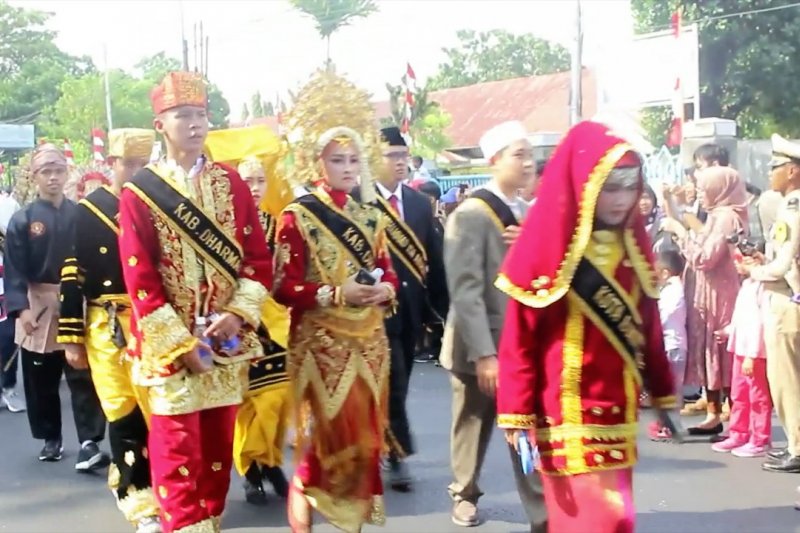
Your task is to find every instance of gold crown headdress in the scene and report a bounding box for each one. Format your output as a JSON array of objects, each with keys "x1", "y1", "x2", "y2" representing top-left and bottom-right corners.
[{"x1": 284, "y1": 69, "x2": 381, "y2": 203}]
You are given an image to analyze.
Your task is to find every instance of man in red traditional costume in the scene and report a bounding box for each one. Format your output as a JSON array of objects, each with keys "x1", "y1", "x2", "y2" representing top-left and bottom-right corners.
[
  {"x1": 494, "y1": 119, "x2": 677, "y2": 533},
  {"x1": 117, "y1": 72, "x2": 272, "y2": 533}
]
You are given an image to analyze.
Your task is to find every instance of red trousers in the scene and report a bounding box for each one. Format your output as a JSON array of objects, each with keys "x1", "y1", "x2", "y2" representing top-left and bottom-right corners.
[
  {"x1": 541, "y1": 468, "x2": 634, "y2": 533},
  {"x1": 729, "y1": 355, "x2": 772, "y2": 447},
  {"x1": 149, "y1": 405, "x2": 238, "y2": 532}
]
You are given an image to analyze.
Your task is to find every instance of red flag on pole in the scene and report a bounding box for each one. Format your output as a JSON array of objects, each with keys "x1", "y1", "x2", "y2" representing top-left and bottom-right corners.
[{"x1": 667, "y1": 10, "x2": 684, "y2": 148}]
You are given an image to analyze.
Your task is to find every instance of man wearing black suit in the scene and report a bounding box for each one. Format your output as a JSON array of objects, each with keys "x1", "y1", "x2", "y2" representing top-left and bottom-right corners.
[{"x1": 356, "y1": 127, "x2": 448, "y2": 491}]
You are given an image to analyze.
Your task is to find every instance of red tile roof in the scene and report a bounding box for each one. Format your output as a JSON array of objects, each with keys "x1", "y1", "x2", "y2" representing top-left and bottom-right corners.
[
  {"x1": 233, "y1": 69, "x2": 596, "y2": 150},
  {"x1": 428, "y1": 69, "x2": 596, "y2": 149}
]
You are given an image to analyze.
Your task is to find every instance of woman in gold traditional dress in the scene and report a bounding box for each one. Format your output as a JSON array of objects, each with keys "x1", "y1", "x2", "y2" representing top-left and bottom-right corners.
[{"x1": 273, "y1": 71, "x2": 398, "y2": 533}]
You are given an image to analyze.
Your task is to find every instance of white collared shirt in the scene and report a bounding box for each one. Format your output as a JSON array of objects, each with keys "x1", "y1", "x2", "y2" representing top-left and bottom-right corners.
[
  {"x1": 163, "y1": 157, "x2": 205, "y2": 198},
  {"x1": 658, "y1": 276, "x2": 688, "y2": 353},
  {"x1": 376, "y1": 181, "x2": 405, "y2": 220},
  {"x1": 483, "y1": 180, "x2": 523, "y2": 222}
]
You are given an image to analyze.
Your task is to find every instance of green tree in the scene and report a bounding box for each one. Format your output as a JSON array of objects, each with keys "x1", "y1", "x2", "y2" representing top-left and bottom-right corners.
[
  {"x1": 290, "y1": 0, "x2": 378, "y2": 63},
  {"x1": 631, "y1": 0, "x2": 800, "y2": 139},
  {"x1": 410, "y1": 108, "x2": 452, "y2": 160},
  {"x1": 240, "y1": 103, "x2": 250, "y2": 123},
  {"x1": 385, "y1": 83, "x2": 439, "y2": 126},
  {"x1": 0, "y1": 1, "x2": 93, "y2": 124},
  {"x1": 428, "y1": 29, "x2": 570, "y2": 90},
  {"x1": 251, "y1": 91, "x2": 265, "y2": 118},
  {"x1": 264, "y1": 101, "x2": 275, "y2": 116}
]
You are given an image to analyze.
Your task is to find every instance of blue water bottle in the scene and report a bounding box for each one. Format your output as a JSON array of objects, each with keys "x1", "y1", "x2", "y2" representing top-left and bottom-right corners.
[
  {"x1": 208, "y1": 312, "x2": 241, "y2": 355},
  {"x1": 517, "y1": 432, "x2": 537, "y2": 475},
  {"x1": 193, "y1": 316, "x2": 214, "y2": 366}
]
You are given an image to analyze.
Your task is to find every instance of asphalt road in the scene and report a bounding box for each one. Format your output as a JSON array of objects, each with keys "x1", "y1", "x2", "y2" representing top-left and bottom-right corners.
[{"x1": 0, "y1": 364, "x2": 798, "y2": 533}]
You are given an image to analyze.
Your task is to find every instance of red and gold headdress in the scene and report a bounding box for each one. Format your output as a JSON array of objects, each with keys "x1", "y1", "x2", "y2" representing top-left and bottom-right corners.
[
  {"x1": 150, "y1": 71, "x2": 207, "y2": 115},
  {"x1": 495, "y1": 120, "x2": 658, "y2": 308}
]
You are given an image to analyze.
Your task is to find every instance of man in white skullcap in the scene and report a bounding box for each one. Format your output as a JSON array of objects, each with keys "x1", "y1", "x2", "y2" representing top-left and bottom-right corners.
[
  {"x1": 740, "y1": 133, "x2": 800, "y2": 474},
  {"x1": 439, "y1": 121, "x2": 547, "y2": 530}
]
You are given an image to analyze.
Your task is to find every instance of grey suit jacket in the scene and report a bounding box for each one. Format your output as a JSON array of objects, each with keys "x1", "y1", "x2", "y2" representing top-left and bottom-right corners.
[{"x1": 439, "y1": 192, "x2": 529, "y2": 375}]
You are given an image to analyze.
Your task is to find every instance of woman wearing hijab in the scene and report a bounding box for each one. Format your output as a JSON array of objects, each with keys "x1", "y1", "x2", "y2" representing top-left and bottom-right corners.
[{"x1": 664, "y1": 166, "x2": 748, "y2": 435}]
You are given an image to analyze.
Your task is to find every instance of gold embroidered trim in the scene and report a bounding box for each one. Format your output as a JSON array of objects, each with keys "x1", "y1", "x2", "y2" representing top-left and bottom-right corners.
[
  {"x1": 623, "y1": 229, "x2": 659, "y2": 299},
  {"x1": 535, "y1": 422, "x2": 639, "y2": 442},
  {"x1": 497, "y1": 413, "x2": 536, "y2": 429},
  {"x1": 57, "y1": 334, "x2": 85, "y2": 344},
  {"x1": 570, "y1": 290, "x2": 644, "y2": 388},
  {"x1": 138, "y1": 303, "x2": 197, "y2": 371},
  {"x1": 173, "y1": 517, "x2": 216, "y2": 533},
  {"x1": 117, "y1": 485, "x2": 160, "y2": 524},
  {"x1": 651, "y1": 394, "x2": 678, "y2": 409},
  {"x1": 303, "y1": 483, "x2": 374, "y2": 532},
  {"x1": 562, "y1": 295, "x2": 585, "y2": 473},
  {"x1": 623, "y1": 367, "x2": 638, "y2": 425},
  {"x1": 224, "y1": 277, "x2": 269, "y2": 328},
  {"x1": 146, "y1": 361, "x2": 248, "y2": 416},
  {"x1": 544, "y1": 455, "x2": 637, "y2": 477},
  {"x1": 494, "y1": 143, "x2": 634, "y2": 308},
  {"x1": 369, "y1": 495, "x2": 386, "y2": 525}
]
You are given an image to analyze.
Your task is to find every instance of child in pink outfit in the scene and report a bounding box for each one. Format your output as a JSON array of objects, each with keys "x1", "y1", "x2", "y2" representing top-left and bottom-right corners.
[{"x1": 711, "y1": 276, "x2": 772, "y2": 457}]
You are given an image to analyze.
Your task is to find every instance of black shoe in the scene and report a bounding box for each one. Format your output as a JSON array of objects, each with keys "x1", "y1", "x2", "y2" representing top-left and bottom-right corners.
[
  {"x1": 75, "y1": 441, "x2": 111, "y2": 472},
  {"x1": 39, "y1": 438, "x2": 63, "y2": 462},
  {"x1": 244, "y1": 463, "x2": 268, "y2": 505},
  {"x1": 243, "y1": 478, "x2": 268, "y2": 505},
  {"x1": 687, "y1": 423, "x2": 723, "y2": 436},
  {"x1": 263, "y1": 465, "x2": 289, "y2": 498},
  {"x1": 389, "y1": 460, "x2": 412, "y2": 492},
  {"x1": 413, "y1": 352, "x2": 436, "y2": 364},
  {"x1": 768, "y1": 448, "x2": 790, "y2": 462},
  {"x1": 762, "y1": 455, "x2": 800, "y2": 473}
]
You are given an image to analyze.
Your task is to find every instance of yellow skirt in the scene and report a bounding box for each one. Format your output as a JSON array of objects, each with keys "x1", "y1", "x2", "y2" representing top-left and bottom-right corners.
[{"x1": 232, "y1": 382, "x2": 292, "y2": 475}]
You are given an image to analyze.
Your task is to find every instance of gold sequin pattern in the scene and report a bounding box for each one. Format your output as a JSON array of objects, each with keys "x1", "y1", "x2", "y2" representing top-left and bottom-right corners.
[{"x1": 147, "y1": 362, "x2": 248, "y2": 416}]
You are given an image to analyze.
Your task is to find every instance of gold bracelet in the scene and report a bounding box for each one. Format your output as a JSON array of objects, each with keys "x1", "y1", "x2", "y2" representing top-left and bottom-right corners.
[
  {"x1": 379, "y1": 282, "x2": 396, "y2": 302},
  {"x1": 333, "y1": 286, "x2": 344, "y2": 307}
]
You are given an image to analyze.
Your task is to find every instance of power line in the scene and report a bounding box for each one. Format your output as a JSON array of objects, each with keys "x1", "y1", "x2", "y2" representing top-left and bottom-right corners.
[{"x1": 645, "y1": 2, "x2": 800, "y2": 33}]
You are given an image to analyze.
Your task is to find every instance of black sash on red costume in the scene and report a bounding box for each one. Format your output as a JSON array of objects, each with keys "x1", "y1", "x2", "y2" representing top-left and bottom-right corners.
[
  {"x1": 294, "y1": 193, "x2": 375, "y2": 270},
  {"x1": 125, "y1": 167, "x2": 242, "y2": 283},
  {"x1": 571, "y1": 257, "x2": 645, "y2": 381},
  {"x1": 80, "y1": 187, "x2": 120, "y2": 235},
  {"x1": 470, "y1": 188, "x2": 519, "y2": 228},
  {"x1": 373, "y1": 195, "x2": 427, "y2": 285}
]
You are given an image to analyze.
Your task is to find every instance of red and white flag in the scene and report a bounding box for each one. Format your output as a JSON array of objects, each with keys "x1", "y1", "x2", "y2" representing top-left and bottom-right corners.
[
  {"x1": 667, "y1": 10, "x2": 684, "y2": 148},
  {"x1": 401, "y1": 62, "x2": 416, "y2": 145},
  {"x1": 63, "y1": 139, "x2": 75, "y2": 166},
  {"x1": 91, "y1": 128, "x2": 105, "y2": 163}
]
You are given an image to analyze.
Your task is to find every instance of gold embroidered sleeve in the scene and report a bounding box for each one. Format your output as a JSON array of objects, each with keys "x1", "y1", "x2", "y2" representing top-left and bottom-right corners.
[
  {"x1": 224, "y1": 277, "x2": 269, "y2": 328},
  {"x1": 497, "y1": 413, "x2": 537, "y2": 429},
  {"x1": 139, "y1": 303, "x2": 197, "y2": 369}
]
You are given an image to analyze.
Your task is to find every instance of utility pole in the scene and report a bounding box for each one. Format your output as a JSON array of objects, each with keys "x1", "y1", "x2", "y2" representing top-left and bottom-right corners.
[
  {"x1": 199, "y1": 21, "x2": 204, "y2": 76},
  {"x1": 180, "y1": 0, "x2": 189, "y2": 70},
  {"x1": 569, "y1": 0, "x2": 583, "y2": 126},
  {"x1": 103, "y1": 44, "x2": 113, "y2": 131}
]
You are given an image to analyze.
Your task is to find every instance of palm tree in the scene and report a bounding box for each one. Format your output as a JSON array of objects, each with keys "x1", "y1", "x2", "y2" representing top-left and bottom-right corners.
[{"x1": 289, "y1": 0, "x2": 378, "y2": 64}]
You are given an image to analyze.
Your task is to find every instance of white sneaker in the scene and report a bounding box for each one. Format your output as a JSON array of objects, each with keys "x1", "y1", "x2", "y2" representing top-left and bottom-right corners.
[
  {"x1": 2, "y1": 388, "x2": 26, "y2": 412},
  {"x1": 135, "y1": 516, "x2": 162, "y2": 533}
]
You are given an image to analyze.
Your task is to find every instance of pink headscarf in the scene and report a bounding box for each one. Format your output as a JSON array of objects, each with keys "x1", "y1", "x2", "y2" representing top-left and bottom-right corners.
[{"x1": 696, "y1": 166, "x2": 748, "y2": 231}]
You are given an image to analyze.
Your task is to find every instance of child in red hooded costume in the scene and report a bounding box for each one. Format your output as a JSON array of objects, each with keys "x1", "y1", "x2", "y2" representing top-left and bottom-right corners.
[{"x1": 495, "y1": 120, "x2": 677, "y2": 533}]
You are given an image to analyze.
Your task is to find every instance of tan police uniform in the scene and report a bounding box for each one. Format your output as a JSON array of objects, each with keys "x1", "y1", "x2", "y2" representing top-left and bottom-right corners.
[{"x1": 751, "y1": 133, "x2": 800, "y2": 458}]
